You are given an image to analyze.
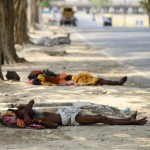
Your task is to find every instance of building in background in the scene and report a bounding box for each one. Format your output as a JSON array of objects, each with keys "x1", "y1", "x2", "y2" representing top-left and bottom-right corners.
[
  {"x1": 99, "y1": 0, "x2": 148, "y2": 27},
  {"x1": 111, "y1": 0, "x2": 140, "y2": 5},
  {"x1": 51, "y1": 0, "x2": 149, "y2": 27},
  {"x1": 52, "y1": 0, "x2": 142, "y2": 14}
]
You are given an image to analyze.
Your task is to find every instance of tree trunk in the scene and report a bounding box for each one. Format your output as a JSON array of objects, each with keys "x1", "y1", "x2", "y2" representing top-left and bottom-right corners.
[
  {"x1": 28, "y1": 0, "x2": 41, "y2": 31},
  {"x1": 29, "y1": 0, "x2": 40, "y2": 30},
  {"x1": 148, "y1": 12, "x2": 150, "y2": 27},
  {"x1": 0, "y1": 17, "x2": 4, "y2": 80},
  {"x1": 14, "y1": 0, "x2": 28, "y2": 45},
  {"x1": 0, "y1": 0, "x2": 19, "y2": 64},
  {"x1": 35, "y1": 4, "x2": 40, "y2": 24},
  {"x1": 0, "y1": 34, "x2": 4, "y2": 80},
  {"x1": 0, "y1": 59, "x2": 4, "y2": 80}
]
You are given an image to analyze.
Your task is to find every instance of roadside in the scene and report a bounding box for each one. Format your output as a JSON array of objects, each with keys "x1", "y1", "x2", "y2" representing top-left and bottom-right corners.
[{"x1": 0, "y1": 25, "x2": 150, "y2": 150}]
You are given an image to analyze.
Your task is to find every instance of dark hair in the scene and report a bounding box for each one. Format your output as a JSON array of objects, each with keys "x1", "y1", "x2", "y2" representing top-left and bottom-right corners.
[
  {"x1": 17, "y1": 106, "x2": 26, "y2": 110},
  {"x1": 7, "y1": 109, "x2": 17, "y2": 114},
  {"x1": 42, "y1": 69, "x2": 58, "y2": 77},
  {"x1": 28, "y1": 70, "x2": 42, "y2": 80},
  {"x1": 65, "y1": 75, "x2": 72, "y2": 81},
  {"x1": 33, "y1": 78, "x2": 41, "y2": 85}
]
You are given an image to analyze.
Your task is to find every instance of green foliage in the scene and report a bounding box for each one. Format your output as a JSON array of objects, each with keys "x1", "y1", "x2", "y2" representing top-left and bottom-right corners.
[
  {"x1": 140, "y1": 0, "x2": 150, "y2": 12},
  {"x1": 140, "y1": 0, "x2": 150, "y2": 27},
  {"x1": 89, "y1": 0, "x2": 111, "y2": 5},
  {"x1": 39, "y1": 0, "x2": 52, "y2": 8}
]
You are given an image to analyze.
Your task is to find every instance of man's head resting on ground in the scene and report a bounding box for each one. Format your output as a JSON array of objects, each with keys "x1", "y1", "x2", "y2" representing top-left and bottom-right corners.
[
  {"x1": 0, "y1": 105, "x2": 34, "y2": 128},
  {"x1": 0, "y1": 109, "x2": 22, "y2": 127}
]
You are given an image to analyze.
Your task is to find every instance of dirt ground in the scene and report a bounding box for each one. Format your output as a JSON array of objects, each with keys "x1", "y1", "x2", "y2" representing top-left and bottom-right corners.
[{"x1": 0, "y1": 26, "x2": 150, "y2": 150}]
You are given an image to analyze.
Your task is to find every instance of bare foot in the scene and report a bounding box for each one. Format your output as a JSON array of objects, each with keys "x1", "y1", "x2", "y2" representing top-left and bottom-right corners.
[
  {"x1": 135, "y1": 117, "x2": 148, "y2": 125},
  {"x1": 125, "y1": 111, "x2": 137, "y2": 121},
  {"x1": 119, "y1": 76, "x2": 127, "y2": 85},
  {"x1": 130, "y1": 111, "x2": 137, "y2": 120}
]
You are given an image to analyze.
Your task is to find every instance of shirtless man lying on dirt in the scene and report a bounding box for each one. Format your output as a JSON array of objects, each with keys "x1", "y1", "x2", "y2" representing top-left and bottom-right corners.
[
  {"x1": 0, "y1": 100, "x2": 147, "y2": 129},
  {"x1": 28, "y1": 70, "x2": 127, "y2": 86}
]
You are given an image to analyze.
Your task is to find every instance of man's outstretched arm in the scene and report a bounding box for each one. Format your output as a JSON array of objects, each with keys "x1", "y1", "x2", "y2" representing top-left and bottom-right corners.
[
  {"x1": 24, "y1": 100, "x2": 34, "y2": 114},
  {"x1": 24, "y1": 100, "x2": 35, "y2": 125}
]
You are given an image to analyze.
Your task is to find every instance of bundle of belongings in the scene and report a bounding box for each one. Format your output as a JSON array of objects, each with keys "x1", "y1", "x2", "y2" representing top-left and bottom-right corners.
[
  {"x1": 28, "y1": 69, "x2": 100, "y2": 86},
  {"x1": 6, "y1": 71, "x2": 20, "y2": 81}
]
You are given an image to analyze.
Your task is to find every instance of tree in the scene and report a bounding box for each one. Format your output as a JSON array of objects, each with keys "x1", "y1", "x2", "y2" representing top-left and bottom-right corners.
[
  {"x1": 0, "y1": 65, "x2": 3, "y2": 80},
  {"x1": 28, "y1": 0, "x2": 38, "y2": 30},
  {"x1": 89, "y1": 0, "x2": 111, "y2": 5},
  {"x1": 14, "y1": 0, "x2": 29, "y2": 45},
  {"x1": 39, "y1": 0, "x2": 51, "y2": 8},
  {"x1": 0, "y1": 0, "x2": 19, "y2": 64},
  {"x1": 140, "y1": 0, "x2": 150, "y2": 27},
  {"x1": 0, "y1": 36, "x2": 4, "y2": 80},
  {"x1": 89, "y1": 0, "x2": 111, "y2": 14},
  {"x1": 28, "y1": 0, "x2": 44, "y2": 30},
  {"x1": 28, "y1": 0, "x2": 53, "y2": 30}
]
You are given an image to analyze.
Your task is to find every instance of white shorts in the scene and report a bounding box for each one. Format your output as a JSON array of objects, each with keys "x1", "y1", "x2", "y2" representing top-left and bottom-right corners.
[{"x1": 56, "y1": 107, "x2": 81, "y2": 126}]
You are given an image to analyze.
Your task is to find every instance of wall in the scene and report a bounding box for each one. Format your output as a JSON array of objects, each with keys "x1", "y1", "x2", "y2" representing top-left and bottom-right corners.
[{"x1": 97, "y1": 14, "x2": 149, "y2": 27}]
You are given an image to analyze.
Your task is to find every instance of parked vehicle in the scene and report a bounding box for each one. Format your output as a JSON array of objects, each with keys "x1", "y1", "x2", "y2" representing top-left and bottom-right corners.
[
  {"x1": 60, "y1": 7, "x2": 77, "y2": 26},
  {"x1": 103, "y1": 14, "x2": 112, "y2": 26}
]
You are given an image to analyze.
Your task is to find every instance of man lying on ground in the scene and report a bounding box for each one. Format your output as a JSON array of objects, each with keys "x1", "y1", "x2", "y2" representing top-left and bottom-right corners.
[
  {"x1": 0, "y1": 100, "x2": 147, "y2": 129},
  {"x1": 28, "y1": 70, "x2": 127, "y2": 86},
  {"x1": 65, "y1": 72, "x2": 127, "y2": 86}
]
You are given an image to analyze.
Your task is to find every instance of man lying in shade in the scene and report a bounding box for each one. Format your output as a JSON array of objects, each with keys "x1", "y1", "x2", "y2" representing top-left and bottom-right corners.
[{"x1": 0, "y1": 100, "x2": 147, "y2": 129}]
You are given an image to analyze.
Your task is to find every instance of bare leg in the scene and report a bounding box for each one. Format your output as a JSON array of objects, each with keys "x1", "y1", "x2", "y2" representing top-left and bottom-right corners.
[
  {"x1": 75, "y1": 114, "x2": 147, "y2": 125},
  {"x1": 75, "y1": 115, "x2": 101, "y2": 125},
  {"x1": 97, "y1": 76, "x2": 127, "y2": 86},
  {"x1": 100, "y1": 116, "x2": 148, "y2": 125},
  {"x1": 99, "y1": 111, "x2": 137, "y2": 122},
  {"x1": 75, "y1": 115, "x2": 131, "y2": 125}
]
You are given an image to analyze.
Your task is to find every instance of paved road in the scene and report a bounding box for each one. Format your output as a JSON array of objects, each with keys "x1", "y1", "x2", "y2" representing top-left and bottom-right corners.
[{"x1": 71, "y1": 13, "x2": 150, "y2": 87}]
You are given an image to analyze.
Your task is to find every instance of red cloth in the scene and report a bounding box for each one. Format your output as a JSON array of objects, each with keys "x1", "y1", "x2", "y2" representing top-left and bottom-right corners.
[
  {"x1": 28, "y1": 70, "x2": 42, "y2": 80},
  {"x1": 30, "y1": 70, "x2": 42, "y2": 75}
]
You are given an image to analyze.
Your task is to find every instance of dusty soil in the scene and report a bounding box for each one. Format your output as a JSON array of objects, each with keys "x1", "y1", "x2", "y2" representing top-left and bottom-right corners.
[{"x1": 0, "y1": 26, "x2": 150, "y2": 150}]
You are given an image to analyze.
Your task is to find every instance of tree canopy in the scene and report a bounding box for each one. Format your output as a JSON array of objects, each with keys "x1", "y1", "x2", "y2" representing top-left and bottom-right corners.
[
  {"x1": 140, "y1": 0, "x2": 150, "y2": 12},
  {"x1": 89, "y1": 0, "x2": 111, "y2": 5},
  {"x1": 39, "y1": 0, "x2": 53, "y2": 8},
  {"x1": 140, "y1": 0, "x2": 150, "y2": 26}
]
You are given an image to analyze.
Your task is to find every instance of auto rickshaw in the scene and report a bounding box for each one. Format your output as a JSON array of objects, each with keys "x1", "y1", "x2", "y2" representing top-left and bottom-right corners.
[
  {"x1": 103, "y1": 14, "x2": 112, "y2": 26},
  {"x1": 60, "y1": 7, "x2": 77, "y2": 26}
]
